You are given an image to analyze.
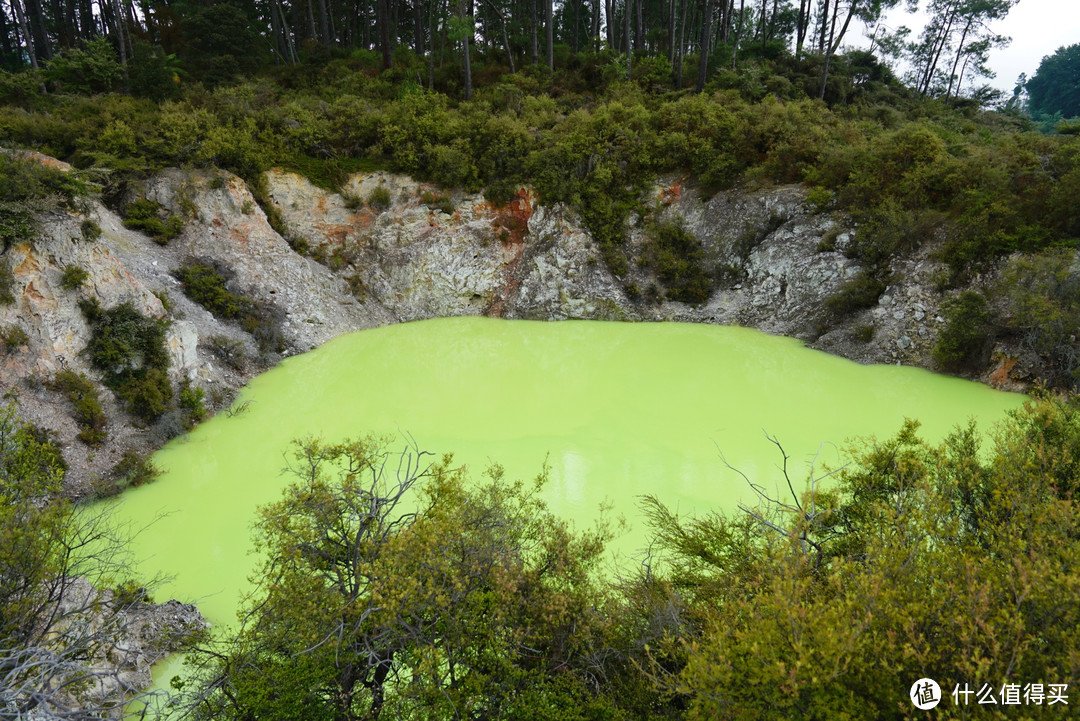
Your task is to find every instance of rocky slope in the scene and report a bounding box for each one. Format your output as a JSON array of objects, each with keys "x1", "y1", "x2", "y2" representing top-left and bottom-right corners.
[{"x1": 0, "y1": 160, "x2": 1051, "y2": 500}]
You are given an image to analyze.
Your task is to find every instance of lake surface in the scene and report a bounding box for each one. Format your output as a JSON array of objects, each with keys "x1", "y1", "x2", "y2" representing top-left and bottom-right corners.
[{"x1": 109, "y1": 317, "x2": 1025, "y2": 684}]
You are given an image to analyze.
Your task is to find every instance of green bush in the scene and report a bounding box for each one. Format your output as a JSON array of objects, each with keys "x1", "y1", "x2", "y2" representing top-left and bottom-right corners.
[
  {"x1": 110, "y1": 449, "x2": 161, "y2": 491},
  {"x1": 645, "y1": 218, "x2": 713, "y2": 305},
  {"x1": 80, "y1": 218, "x2": 102, "y2": 242},
  {"x1": 0, "y1": 324, "x2": 28, "y2": 350},
  {"x1": 80, "y1": 298, "x2": 172, "y2": 422},
  {"x1": 179, "y1": 382, "x2": 208, "y2": 427},
  {"x1": 996, "y1": 251, "x2": 1080, "y2": 388},
  {"x1": 933, "y1": 291, "x2": 992, "y2": 371},
  {"x1": 175, "y1": 263, "x2": 282, "y2": 352},
  {"x1": 43, "y1": 38, "x2": 122, "y2": 94},
  {"x1": 174, "y1": 263, "x2": 253, "y2": 320},
  {"x1": 0, "y1": 262, "x2": 16, "y2": 305},
  {"x1": 123, "y1": 198, "x2": 184, "y2": 245},
  {"x1": 0, "y1": 153, "x2": 91, "y2": 250},
  {"x1": 366, "y1": 184, "x2": 391, "y2": 211},
  {"x1": 59, "y1": 265, "x2": 89, "y2": 291},
  {"x1": 824, "y1": 271, "x2": 887, "y2": 318},
  {"x1": 50, "y1": 369, "x2": 107, "y2": 446}
]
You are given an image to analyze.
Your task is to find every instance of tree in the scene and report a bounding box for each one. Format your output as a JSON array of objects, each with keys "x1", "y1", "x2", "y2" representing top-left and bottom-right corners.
[
  {"x1": 908, "y1": 0, "x2": 1018, "y2": 99},
  {"x1": 1026, "y1": 43, "x2": 1080, "y2": 119},
  {"x1": 0, "y1": 403, "x2": 171, "y2": 717},
  {"x1": 634, "y1": 396, "x2": 1080, "y2": 718},
  {"x1": 176, "y1": 436, "x2": 617, "y2": 721},
  {"x1": 817, "y1": 0, "x2": 902, "y2": 100}
]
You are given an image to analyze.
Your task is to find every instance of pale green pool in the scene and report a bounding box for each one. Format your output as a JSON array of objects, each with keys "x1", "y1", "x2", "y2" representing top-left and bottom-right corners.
[{"x1": 109, "y1": 317, "x2": 1025, "y2": 686}]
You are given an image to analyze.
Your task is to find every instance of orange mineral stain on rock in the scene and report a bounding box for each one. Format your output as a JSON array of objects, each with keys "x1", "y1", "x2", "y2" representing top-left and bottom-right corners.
[{"x1": 987, "y1": 355, "x2": 1023, "y2": 391}]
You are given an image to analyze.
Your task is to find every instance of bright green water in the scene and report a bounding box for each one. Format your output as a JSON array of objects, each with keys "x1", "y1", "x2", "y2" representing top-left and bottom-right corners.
[{"x1": 110, "y1": 317, "x2": 1025, "y2": 685}]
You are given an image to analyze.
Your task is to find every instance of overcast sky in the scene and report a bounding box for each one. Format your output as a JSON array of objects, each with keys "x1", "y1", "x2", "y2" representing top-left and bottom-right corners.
[{"x1": 855, "y1": 0, "x2": 1079, "y2": 92}]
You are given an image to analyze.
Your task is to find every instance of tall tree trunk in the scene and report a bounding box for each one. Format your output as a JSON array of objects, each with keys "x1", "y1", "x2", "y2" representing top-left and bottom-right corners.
[
  {"x1": 730, "y1": 0, "x2": 743, "y2": 69},
  {"x1": 530, "y1": 0, "x2": 538, "y2": 62},
  {"x1": 414, "y1": 0, "x2": 424, "y2": 54},
  {"x1": 667, "y1": 0, "x2": 674, "y2": 61},
  {"x1": 818, "y1": 0, "x2": 857, "y2": 100},
  {"x1": 635, "y1": 0, "x2": 643, "y2": 51},
  {"x1": 696, "y1": 0, "x2": 711, "y2": 91},
  {"x1": 625, "y1": 0, "x2": 632, "y2": 79},
  {"x1": 10, "y1": 0, "x2": 39, "y2": 70},
  {"x1": 816, "y1": 0, "x2": 828, "y2": 54},
  {"x1": 591, "y1": 0, "x2": 601, "y2": 51},
  {"x1": 427, "y1": 0, "x2": 437, "y2": 86},
  {"x1": 481, "y1": 0, "x2": 515, "y2": 71},
  {"x1": 318, "y1": 0, "x2": 331, "y2": 46},
  {"x1": 545, "y1": 0, "x2": 553, "y2": 70},
  {"x1": 461, "y1": 0, "x2": 472, "y2": 98},
  {"x1": 795, "y1": 0, "x2": 808, "y2": 56},
  {"x1": 604, "y1": 0, "x2": 614, "y2": 49},
  {"x1": 944, "y1": 17, "x2": 973, "y2": 102},
  {"x1": 23, "y1": 0, "x2": 50, "y2": 60},
  {"x1": 675, "y1": 0, "x2": 687, "y2": 86},
  {"x1": 377, "y1": 0, "x2": 392, "y2": 67}
]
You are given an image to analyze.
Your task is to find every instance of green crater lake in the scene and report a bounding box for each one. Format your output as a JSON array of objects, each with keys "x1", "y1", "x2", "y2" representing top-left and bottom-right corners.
[{"x1": 109, "y1": 317, "x2": 1024, "y2": 685}]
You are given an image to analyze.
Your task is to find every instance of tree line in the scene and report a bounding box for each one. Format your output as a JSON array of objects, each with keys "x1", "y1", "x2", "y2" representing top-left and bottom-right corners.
[{"x1": 0, "y1": 0, "x2": 1021, "y2": 100}]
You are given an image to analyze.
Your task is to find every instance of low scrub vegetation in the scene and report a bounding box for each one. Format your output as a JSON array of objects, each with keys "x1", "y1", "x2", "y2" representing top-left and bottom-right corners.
[
  {"x1": 80, "y1": 298, "x2": 172, "y2": 422},
  {"x1": 167, "y1": 396, "x2": 1080, "y2": 720}
]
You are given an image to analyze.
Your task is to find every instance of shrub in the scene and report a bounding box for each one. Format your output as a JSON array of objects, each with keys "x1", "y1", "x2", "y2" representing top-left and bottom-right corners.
[
  {"x1": 59, "y1": 265, "x2": 89, "y2": 290},
  {"x1": 179, "y1": 382, "x2": 208, "y2": 428},
  {"x1": 80, "y1": 299, "x2": 172, "y2": 422},
  {"x1": 0, "y1": 324, "x2": 27, "y2": 350},
  {"x1": 0, "y1": 262, "x2": 16, "y2": 305},
  {"x1": 645, "y1": 218, "x2": 713, "y2": 305},
  {"x1": 123, "y1": 198, "x2": 184, "y2": 245},
  {"x1": 0, "y1": 154, "x2": 91, "y2": 250},
  {"x1": 80, "y1": 219, "x2": 102, "y2": 242},
  {"x1": 43, "y1": 38, "x2": 122, "y2": 94},
  {"x1": 420, "y1": 190, "x2": 455, "y2": 215},
  {"x1": 175, "y1": 264, "x2": 283, "y2": 352},
  {"x1": 110, "y1": 449, "x2": 161, "y2": 491},
  {"x1": 367, "y1": 184, "x2": 391, "y2": 211},
  {"x1": 824, "y1": 271, "x2": 887, "y2": 318},
  {"x1": 174, "y1": 263, "x2": 252, "y2": 320},
  {"x1": 50, "y1": 370, "x2": 107, "y2": 446},
  {"x1": 933, "y1": 291, "x2": 992, "y2": 371},
  {"x1": 995, "y1": 251, "x2": 1080, "y2": 388}
]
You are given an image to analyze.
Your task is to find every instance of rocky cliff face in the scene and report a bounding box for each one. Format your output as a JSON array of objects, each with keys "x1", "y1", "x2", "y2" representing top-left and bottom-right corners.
[{"x1": 0, "y1": 160, "x2": 1046, "y2": 499}]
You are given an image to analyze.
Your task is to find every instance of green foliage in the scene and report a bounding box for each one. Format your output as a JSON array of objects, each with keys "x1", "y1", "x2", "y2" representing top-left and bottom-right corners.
[
  {"x1": 420, "y1": 190, "x2": 455, "y2": 214},
  {"x1": 174, "y1": 263, "x2": 251, "y2": 320},
  {"x1": 644, "y1": 218, "x2": 713, "y2": 305},
  {"x1": 80, "y1": 218, "x2": 102, "y2": 242},
  {"x1": 0, "y1": 324, "x2": 28, "y2": 350},
  {"x1": 639, "y1": 397, "x2": 1080, "y2": 719},
  {"x1": 123, "y1": 198, "x2": 184, "y2": 245},
  {"x1": 80, "y1": 298, "x2": 172, "y2": 422},
  {"x1": 0, "y1": 402, "x2": 156, "y2": 716},
  {"x1": 0, "y1": 153, "x2": 90, "y2": 250},
  {"x1": 996, "y1": 251, "x2": 1080, "y2": 388},
  {"x1": 174, "y1": 263, "x2": 282, "y2": 352},
  {"x1": 59, "y1": 264, "x2": 89, "y2": 291},
  {"x1": 366, "y1": 184, "x2": 391, "y2": 210},
  {"x1": 933, "y1": 290, "x2": 993, "y2": 371},
  {"x1": 49, "y1": 369, "x2": 107, "y2": 446},
  {"x1": 110, "y1": 449, "x2": 161, "y2": 492},
  {"x1": 43, "y1": 38, "x2": 122, "y2": 94},
  {"x1": 1026, "y1": 44, "x2": 1080, "y2": 120},
  {"x1": 824, "y1": 271, "x2": 887, "y2": 318},
  {"x1": 179, "y1": 382, "x2": 207, "y2": 427},
  {"x1": 177, "y1": 437, "x2": 617, "y2": 720},
  {"x1": 0, "y1": 261, "x2": 15, "y2": 305}
]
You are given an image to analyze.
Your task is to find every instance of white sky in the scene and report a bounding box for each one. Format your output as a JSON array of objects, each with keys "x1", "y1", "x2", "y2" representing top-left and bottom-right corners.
[{"x1": 856, "y1": 0, "x2": 1080, "y2": 92}]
